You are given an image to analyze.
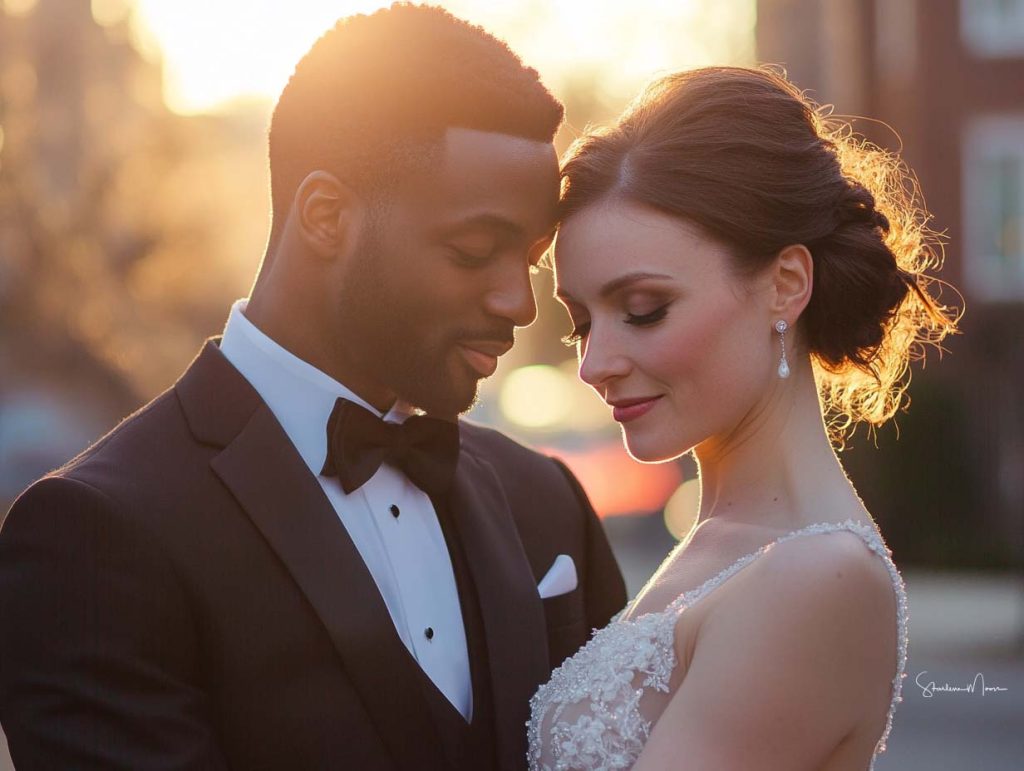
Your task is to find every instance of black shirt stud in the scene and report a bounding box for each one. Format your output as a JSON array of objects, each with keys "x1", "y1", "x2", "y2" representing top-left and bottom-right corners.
[
  {"x1": 390, "y1": 504, "x2": 400, "y2": 519},
  {"x1": 425, "y1": 627, "x2": 434, "y2": 641}
]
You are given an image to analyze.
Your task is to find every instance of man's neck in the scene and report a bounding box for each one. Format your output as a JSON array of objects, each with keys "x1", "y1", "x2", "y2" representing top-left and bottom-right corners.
[{"x1": 242, "y1": 293, "x2": 398, "y2": 414}]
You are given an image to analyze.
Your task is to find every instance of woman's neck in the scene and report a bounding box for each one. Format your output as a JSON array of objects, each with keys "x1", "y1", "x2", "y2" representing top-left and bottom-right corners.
[{"x1": 692, "y1": 360, "x2": 868, "y2": 533}]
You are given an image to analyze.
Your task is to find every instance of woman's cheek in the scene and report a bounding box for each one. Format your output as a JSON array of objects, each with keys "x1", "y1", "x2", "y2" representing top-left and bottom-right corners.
[{"x1": 655, "y1": 304, "x2": 728, "y2": 380}]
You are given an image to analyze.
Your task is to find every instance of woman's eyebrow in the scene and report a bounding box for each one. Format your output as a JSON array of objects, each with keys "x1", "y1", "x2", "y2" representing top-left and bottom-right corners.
[{"x1": 556, "y1": 271, "x2": 673, "y2": 302}]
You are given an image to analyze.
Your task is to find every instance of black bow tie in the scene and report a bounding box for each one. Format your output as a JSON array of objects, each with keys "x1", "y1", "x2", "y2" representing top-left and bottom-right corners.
[{"x1": 320, "y1": 397, "x2": 460, "y2": 497}]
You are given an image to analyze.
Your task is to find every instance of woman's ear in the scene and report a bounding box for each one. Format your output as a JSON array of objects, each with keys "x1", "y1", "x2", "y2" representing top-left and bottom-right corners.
[
  {"x1": 771, "y1": 243, "x2": 814, "y2": 324},
  {"x1": 293, "y1": 171, "x2": 364, "y2": 260}
]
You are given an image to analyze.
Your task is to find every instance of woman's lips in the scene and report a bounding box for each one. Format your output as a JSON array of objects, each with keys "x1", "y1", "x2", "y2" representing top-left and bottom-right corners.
[
  {"x1": 458, "y1": 344, "x2": 499, "y2": 377},
  {"x1": 611, "y1": 396, "x2": 663, "y2": 423}
]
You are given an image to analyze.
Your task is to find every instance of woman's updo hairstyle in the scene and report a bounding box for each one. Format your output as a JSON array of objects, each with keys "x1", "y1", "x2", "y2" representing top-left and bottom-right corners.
[{"x1": 558, "y1": 66, "x2": 959, "y2": 442}]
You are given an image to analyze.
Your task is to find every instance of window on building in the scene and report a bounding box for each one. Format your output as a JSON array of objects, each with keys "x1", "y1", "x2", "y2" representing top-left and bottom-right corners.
[
  {"x1": 961, "y1": 0, "x2": 1024, "y2": 56},
  {"x1": 963, "y1": 115, "x2": 1024, "y2": 301}
]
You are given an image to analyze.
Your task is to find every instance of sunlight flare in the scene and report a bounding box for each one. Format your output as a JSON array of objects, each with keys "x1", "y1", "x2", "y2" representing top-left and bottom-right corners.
[{"x1": 130, "y1": 0, "x2": 755, "y2": 114}]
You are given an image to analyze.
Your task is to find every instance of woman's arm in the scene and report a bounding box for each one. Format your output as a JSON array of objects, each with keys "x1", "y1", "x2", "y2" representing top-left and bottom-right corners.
[{"x1": 632, "y1": 532, "x2": 897, "y2": 771}]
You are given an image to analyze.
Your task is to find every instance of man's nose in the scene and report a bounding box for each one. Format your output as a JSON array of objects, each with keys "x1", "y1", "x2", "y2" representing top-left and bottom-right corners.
[{"x1": 484, "y1": 263, "x2": 538, "y2": 327}]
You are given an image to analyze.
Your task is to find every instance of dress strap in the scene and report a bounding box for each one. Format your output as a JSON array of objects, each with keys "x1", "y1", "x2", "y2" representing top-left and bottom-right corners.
[
  {"x1": 661, "y1": 518, "x2": 908, "y2": 767},
  {"x1": 663, "y1": 518, "x2": 890, "y2": 614}
]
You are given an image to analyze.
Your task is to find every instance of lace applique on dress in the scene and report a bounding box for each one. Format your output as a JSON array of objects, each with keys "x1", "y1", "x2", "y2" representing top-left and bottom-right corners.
[{"x1": 526, "y1": 519, "x2": 909, "y2": 771}]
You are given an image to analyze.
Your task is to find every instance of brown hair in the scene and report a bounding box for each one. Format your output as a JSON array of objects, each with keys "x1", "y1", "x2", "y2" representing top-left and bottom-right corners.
[{"x1": 558, "y1": 66, "x2": 959, "y2": 442}]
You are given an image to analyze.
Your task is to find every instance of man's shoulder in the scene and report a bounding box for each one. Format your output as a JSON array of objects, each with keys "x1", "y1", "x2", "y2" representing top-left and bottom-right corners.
[
  {"x1": 457, "y1": 418, "x2": 579, "y2": 494},
  {"x1": 2, "y1": 388, "x2": 189, "y2": 530},
  {"x1": 63, "y1": 388, "x2": 186, "y2": 470},
  {"x1": 23, "y1": 384, "x2": 209, "y2": 517},
  {"x1": 459, "y1": 418, "x2": 553, "y2": 466}
]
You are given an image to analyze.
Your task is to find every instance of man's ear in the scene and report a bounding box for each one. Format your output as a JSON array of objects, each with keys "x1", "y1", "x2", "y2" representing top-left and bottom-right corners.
[
  {"x1": 293, "y1": 171, "x2": 365, "y2": 260},
  {"x1": 771, "y1": 243, "x2": 814, "y2": 323}
]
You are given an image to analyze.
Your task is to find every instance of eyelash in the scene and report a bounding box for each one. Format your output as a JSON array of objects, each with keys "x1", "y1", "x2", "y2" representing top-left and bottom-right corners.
[
  {"x1": 561, "y1": 304, "x2": 669, "y2": 347},
  {"x1": 451, "y1": 248, "x2": 491, "y2": 268},
  {"x1": 451, "y1": 248, "x2": 541, "y2": 274}
]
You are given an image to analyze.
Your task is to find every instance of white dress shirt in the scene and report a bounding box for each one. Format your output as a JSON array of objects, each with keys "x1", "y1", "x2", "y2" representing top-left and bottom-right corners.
[{"x1": 220, "y1": 299, "x2": 472, "y2": 720}]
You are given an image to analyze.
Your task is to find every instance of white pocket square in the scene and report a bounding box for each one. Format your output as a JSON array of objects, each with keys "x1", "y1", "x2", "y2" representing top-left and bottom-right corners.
[{"x1": 538, "y1": 554, "x2": 578, "y2": 599}]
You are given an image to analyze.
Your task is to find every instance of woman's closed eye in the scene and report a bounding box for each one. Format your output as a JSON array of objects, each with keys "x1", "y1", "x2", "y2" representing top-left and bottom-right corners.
[
  {"x1": 561, "y1": 304, "x2": 670, "y2": 347},
  {"x1": 625, "y1": 304, "x2": 669, "y2": 327}
]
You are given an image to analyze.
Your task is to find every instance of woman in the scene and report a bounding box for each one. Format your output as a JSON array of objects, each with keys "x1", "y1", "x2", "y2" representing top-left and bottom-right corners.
[{"x1": 528, "y1": 67, "x2": 958, "y2": 770}]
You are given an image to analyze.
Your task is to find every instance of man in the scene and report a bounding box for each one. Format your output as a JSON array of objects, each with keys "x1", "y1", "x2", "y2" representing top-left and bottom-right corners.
[{"x1": 0, "y1": 5, "x2": 625, "y2": 770}]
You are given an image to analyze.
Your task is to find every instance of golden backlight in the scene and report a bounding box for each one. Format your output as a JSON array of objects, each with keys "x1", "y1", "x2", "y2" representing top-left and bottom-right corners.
[{"x1": 130, "y1": 0, "x2": 756, "y2": 114}]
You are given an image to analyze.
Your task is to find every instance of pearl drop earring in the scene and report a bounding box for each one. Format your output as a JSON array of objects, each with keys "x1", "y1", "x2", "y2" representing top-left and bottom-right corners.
[{"x1": 775, "y1": 319, "x2": 790, "y2": 379}]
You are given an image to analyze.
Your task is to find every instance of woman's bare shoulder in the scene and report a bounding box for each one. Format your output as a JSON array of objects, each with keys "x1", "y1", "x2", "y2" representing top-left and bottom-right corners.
[
  {"x1": 633, "y1": 527, "x2": 900, "y2": 769},
  {"x1": 729, "y1": 526, "x2": 897, "y2": 624},
  {"x1": 700, "y1": 526, "x2": 899, "y2": 690}
]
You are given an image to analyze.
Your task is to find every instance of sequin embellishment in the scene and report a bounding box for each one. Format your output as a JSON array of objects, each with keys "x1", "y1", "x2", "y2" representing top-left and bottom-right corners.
[{"x1": 527, "y1": 519, "x2": 909, "y2": 771}]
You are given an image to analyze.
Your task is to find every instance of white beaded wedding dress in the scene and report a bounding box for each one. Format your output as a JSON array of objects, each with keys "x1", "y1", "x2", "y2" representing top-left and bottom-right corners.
[{"x1": 527, "y1": 519, "x2": 909, "y2": 771}]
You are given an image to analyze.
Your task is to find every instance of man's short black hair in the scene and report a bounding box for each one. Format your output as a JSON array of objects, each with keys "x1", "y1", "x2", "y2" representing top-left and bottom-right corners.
[{"x1": 268, "y1": 2, "x2": 564, "y2": 226}]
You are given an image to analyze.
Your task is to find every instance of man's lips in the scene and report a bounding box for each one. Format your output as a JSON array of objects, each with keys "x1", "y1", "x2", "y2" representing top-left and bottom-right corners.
[
  {"x1": 607, "y1": 395, "x2": 664, "y2": 423},
  {"x1": 457, "y1": 340, "x2": 513, "y2": 378}
]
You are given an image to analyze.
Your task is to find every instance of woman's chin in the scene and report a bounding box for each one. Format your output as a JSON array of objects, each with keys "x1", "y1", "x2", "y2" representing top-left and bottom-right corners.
[{"x1": 622, "y1": 431, "x2": 691, "y2": 464}]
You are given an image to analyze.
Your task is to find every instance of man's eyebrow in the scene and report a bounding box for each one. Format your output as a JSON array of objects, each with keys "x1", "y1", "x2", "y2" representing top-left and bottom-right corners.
[
  {"x1": 446, "y1": 213, "x2": 526, "y2": 237},
  {"x1": 555, "y1": 271, "x2": 673, "y2": 301}
]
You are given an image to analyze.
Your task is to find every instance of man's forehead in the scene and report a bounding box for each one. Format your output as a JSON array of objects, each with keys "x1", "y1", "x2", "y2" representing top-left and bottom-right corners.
[
  {"x1": 440, "y1": 126, "x2": 557, "y2": 163},
  {"x1": 391, "y1": 126, "x2": 559, "y2": 232}
]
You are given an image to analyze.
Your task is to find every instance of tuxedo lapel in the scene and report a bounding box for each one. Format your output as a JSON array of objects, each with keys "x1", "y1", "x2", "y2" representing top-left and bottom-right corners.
[
  {"x1": 178, "y1": 342, "x2": 444, "y2": 771},
  {"x1": 446, "y1": 448, "x2": 548, "y2": 771}
]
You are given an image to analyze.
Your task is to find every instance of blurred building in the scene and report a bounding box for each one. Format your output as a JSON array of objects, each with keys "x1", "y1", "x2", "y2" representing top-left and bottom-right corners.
[
  {"x1": 0, "y1": 0, "x2": 267, "y2": 505},
  {"x1": 0, "y1": 0, "x2": 164, "y2": 202},
  {"x1": 757, "y1": 0, "x2": 1024, "y2": 567},
  {"x1": 0, "y1": 0, "x2": 163, "y2": 500}
]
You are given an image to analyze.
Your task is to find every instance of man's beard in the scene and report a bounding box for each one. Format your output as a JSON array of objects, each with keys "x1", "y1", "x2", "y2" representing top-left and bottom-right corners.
[
  {"x1": 379, "y1": 329, "x2": 481, "y2": 419},
  {"x1": 338, "y1": 231, "x2": 483, "y2": 419}
]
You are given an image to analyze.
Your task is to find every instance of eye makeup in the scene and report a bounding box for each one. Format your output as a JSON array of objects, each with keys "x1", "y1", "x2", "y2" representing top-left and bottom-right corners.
[{"x1": 561, "y1": 302, "x2": 671, "y2": 347}]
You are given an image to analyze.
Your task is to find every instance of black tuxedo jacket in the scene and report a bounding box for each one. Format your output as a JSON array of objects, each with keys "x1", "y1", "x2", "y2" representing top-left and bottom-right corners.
[{"x1": 0, "y1": 341, "x2": 626, "y2": 770}]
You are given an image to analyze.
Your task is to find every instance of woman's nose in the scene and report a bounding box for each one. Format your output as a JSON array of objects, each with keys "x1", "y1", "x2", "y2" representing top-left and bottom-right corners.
[{"x1": 577, "y1": 328, "x2": 631, "y2": 389}]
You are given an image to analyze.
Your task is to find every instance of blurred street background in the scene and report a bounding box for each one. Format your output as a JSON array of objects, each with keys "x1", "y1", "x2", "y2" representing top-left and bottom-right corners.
[{"x1": 1, "y1": 0, "x2": 1022, "y2": 768}]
